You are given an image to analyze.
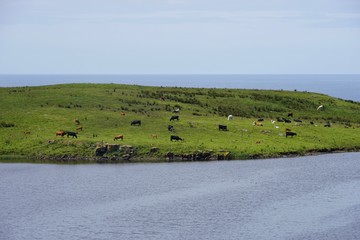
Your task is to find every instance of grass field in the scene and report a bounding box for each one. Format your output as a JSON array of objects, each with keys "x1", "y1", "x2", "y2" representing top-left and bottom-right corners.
[{"x1": 1, "y1": 83, "x2": 359, "y2": 162}]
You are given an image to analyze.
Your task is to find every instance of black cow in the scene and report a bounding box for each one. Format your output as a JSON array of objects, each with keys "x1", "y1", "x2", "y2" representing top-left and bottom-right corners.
[
  {"x1": 257, "y1": 118, "x2": 264, "y2": 122},
  {"x1": 283, "y1": 118, "x2": 292, "y2": 123},
  {"x1": 294, "y1": 119, "x2": 302, "y2": 123},
  {"x1": 170, "y1": 135, "x2": 183, "y2": 141},
  {"x1": 277, "y1": 117, "x2": 284, "y2": 122},
  {"x1": 288, "y1": 112, "x2": 293, "y2": 117},
  {"x1": 324, "y1": 122, "x2": 331, "y2": 127},
  {"x1": 168, "y1": 125, "x2": 175, "y2": 132},
  {"x1": 170, "y1": 116, "x2": 179, "y2": 121},
  {"x1": 286, "y1": 131, "x2": 297, "y2": 138},
  {"x1": 131, "y1": 120, "x2": 141, "y2": 126},
  {"x1": 218, "y1": 125, "x2": 228, "y2": 131},
  {"x1": 67, "y1": 131, "x2": 77, "y2": 138}
]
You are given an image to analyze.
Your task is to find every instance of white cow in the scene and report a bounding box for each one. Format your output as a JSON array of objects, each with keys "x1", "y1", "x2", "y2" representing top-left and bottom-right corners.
[{"x1": 227, "y1": 115, "x2": 233, "y2": 120}]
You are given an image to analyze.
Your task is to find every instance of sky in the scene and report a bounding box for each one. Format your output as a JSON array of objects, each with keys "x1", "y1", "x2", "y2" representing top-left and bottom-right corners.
[{"x1": 0, "y1": 0, "x2": 360, "y2": 74}]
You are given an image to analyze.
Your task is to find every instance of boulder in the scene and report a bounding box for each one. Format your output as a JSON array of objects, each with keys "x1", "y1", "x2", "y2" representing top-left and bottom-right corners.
[
  {"x1": 149, "y1": 147, "x2": 159, "y2": 153},
  {"x1": 120, "y1": 145, "x2": 134, "y2": 154},
  {"x1": 107, "y1": 144, "x2": 120, "y2": 152},
  {"x1": 165, "y1": 152, "x2": 174, "y2": 161},
  {"x1": 95, "y1": 146, "x2": 107, "y2": 156}
]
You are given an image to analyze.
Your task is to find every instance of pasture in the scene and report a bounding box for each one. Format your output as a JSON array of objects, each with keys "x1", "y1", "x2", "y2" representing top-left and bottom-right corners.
[{"x1": 0, "y1": 83, "x2": 359, "y2": 162}]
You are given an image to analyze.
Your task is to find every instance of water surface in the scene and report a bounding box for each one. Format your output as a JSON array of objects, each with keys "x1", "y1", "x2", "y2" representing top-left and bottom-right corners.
[{"x1": 1, "y1": 152, "x2": 360, "y2": 240}]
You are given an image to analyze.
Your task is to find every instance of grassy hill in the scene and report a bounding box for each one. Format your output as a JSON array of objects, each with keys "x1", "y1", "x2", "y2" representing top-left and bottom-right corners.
[{"x1": 1, "y1": 83, "x2": 359, "y2": 162}]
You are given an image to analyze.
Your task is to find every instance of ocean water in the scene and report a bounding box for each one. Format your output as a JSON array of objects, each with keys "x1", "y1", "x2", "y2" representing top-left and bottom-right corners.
[
  {"x1": 1, "y1": 152, "x2": 360, "y2": 240},
  {"x1": 0, "y1": 74, "x2": 359, "y2": 101}
]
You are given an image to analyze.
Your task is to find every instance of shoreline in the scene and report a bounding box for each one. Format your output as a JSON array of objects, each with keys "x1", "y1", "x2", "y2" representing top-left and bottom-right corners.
[{"x1": 1, "y1": 147, "x2": 359, "y2": 164}]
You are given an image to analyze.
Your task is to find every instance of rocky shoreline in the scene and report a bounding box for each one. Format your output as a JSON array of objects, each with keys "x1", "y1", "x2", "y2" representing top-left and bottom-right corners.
[{"x1": 3, "y1": 146, "x2": 359, "y2": 164}]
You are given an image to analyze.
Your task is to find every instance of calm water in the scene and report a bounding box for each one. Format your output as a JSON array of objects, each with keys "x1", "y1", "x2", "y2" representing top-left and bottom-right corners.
[
  {"x1": 0, "y1": 74, "x2": 359, "y2": 102},
  {"x1": 1, "y1": 152, "x2": 360, "y2": 240}
]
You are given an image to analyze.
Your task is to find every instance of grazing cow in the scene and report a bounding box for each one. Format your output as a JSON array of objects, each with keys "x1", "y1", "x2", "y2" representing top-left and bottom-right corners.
[
  {"x1": 120, "y1": 112, "x2": 126, "y2": 116},
  {"x1": 150, "y1": 134, "x2": 158, "y2": 139},
  {"x1": 168, "y1": 125, "x2": 175, "y2": 132},
  {"x1": 170, "y1": 135, "x2": 183, "y2": 141},
  {"x1": 170, "y1": 116, "x2": 179, "y2": 121},
  {"x1": 56, "y1": 131, "x2": 66, "y2": 137},
  {"x1": 288, "y1": 112, "x2": 293, "y2": 117},
  {"x1": 227, "y1": 115, "x2": 233, "y2": 120},
  {"x1": 114, "y1": 134, "x2": 124, "y2": 141},
  {"x1": 283, "y1": 118, "x2": 292, "y2": 123},
  {"x1": 277, "y1": 117, "x2": 284, "y2": 122},
  {"x1": 67, "y1": 131, "x2": 77, "y2": 138},
  {"x1": 286, "y1": 131, "x2": 297, "y2": 138},
  {"x1": 257, "y1": 118, "x2": 264, "y2": 122},
  {"x1": 294, "y1": 119, "x2": 302, "y2": 123},
  {"x1": 253, "y1": 121, "x2": 263, "y2": 126},
  {"x1": 131, "y1": 120, "x2": 141, "y2": 126},
  {"x1": 218, "y1": 125, "x2": 228, "y2": 131},
  {"x1": 76, "y1": 126, "x2": 83, "y2": 131},
  {"x1": 324, "y1": 122, "x2": 331, "y2": 127},
  {"x1": 271, "y1": 120, "x2": 276, "y2": 124},
  {"x1": 74, "y1": 119, "x2": 80, "y2": 125},
  {"x1": 173, "y1": 108, "x2": 180, "y2": 114},
  {"x1": 310, "y1": 121, "x2": 314, "y2": 125},
  {"x1": 317, "y1": 105, "x2": 324, "y2": 111}
]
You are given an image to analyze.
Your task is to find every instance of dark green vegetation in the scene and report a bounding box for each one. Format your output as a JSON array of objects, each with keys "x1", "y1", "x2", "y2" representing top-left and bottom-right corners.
[{"x1": 1, "y1": 83, "x2": 360, "y2": 162}]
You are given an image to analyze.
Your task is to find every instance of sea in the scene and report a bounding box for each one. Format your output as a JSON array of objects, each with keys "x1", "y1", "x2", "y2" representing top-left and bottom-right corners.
[
  {"x1": 0, "y1": 74, "x2": 359, "y2": 102},
  {"x1": 1, "y1": 152, "x2": 360, "y2": 240}
]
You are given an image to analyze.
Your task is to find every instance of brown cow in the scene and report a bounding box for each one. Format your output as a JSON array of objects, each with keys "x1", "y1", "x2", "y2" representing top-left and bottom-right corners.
[
  {"x1": 114, "y1": 135, "x2": 124, "y2": 141},
  {"x1": 253, "y1": 121, "x2": 263, "y2": 126},
  {"x1": 56, "y1": 131, "x2": 66, "y2": 137}
]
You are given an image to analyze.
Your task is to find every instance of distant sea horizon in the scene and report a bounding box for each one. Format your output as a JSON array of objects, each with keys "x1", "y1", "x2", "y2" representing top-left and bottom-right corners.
[{"x1": 0, "y1": 74, "x2": 359, "y2": 102}]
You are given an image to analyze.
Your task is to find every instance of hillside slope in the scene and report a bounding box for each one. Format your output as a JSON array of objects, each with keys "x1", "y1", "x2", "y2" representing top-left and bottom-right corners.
[{"x1": 1, "y1": 83, "x2": 359, "y2": 162}]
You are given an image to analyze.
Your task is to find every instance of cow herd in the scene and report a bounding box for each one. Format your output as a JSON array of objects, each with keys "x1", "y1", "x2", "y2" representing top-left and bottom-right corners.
[
  {"x1": 127, "y1": 115, "x2": 183, "y2": 141},
  {"x1": 125, "y1": 112, "x2": 308, "y2": 142},
  {"x1": 222, "y1": 112, "x2": 333, "y2": 140},
  {"x1": 55, "y1": 115, "x2": 184, "y2": 142},
  {"x1": 55, "y1": 111, "x2": 330, "y2": 143}
]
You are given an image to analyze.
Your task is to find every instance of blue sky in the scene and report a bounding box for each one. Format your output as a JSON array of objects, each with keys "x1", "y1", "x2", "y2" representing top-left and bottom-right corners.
[{"x1": 0, "y1": 0, "x2": 359, "y2": 74}]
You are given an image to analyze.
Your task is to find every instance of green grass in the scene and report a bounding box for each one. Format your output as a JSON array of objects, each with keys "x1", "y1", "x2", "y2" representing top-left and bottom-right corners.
[{"x1": 1, "y1": 83, "x2": 360, "y2": 162}]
